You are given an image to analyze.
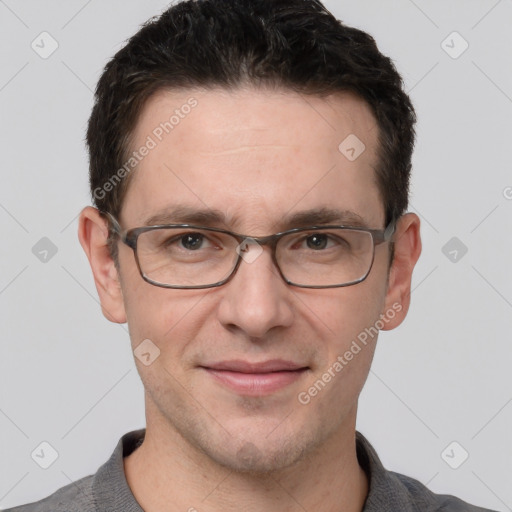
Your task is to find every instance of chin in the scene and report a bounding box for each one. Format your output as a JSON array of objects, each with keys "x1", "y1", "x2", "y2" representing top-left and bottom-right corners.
[
  {"x1": 189, "y1": 417, "x2": 327, "y2": 476},
  {"x1": 211, "y1": 437, "x2": 310, "y2": 475}
]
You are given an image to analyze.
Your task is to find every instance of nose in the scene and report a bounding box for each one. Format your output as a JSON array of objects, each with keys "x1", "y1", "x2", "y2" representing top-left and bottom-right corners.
[{"x1": 216, "y1": 245, "x2": 294, "y2": 339}]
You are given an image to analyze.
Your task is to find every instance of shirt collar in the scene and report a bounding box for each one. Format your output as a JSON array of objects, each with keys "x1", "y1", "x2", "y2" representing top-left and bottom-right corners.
[
  {"x1": 92, "y1": 429, "x2": 145, "y2": 512},
  {"x1": 356, "y1": 431, "x2": 417, "y2": 511}
]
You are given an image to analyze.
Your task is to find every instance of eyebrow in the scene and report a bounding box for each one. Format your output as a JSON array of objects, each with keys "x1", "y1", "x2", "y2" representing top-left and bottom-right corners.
[{"x1": 142, "y1": 205, "x2": 370, "y2": 230}]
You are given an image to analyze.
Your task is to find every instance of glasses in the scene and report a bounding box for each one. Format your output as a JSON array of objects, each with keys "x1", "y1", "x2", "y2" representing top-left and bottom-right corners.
[{"x1": 104, "y1": 212, "x2": 395, "y2": 289}]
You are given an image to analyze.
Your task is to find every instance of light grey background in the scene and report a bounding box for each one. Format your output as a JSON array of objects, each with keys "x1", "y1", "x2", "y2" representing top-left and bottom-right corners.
[{"x1": 1, "y1": 0, "x2": 511, "y2": 510}]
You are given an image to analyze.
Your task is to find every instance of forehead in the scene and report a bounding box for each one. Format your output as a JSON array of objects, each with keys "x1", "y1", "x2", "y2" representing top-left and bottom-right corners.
[{"x1": 122, "y1": 86, "x2": 383, "y2": 231}]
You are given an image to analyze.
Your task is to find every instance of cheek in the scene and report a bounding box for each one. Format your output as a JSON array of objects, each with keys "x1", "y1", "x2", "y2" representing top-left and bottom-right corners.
[
  {"x1": 296, "y1": 285, "x2": 385, "y2": 413},
  {"x1": 120, "y1": 266, "x2": 212, "y2": 360},
  {"x1": 301, "y1": 278, "x2": 387, "y2": 348}
]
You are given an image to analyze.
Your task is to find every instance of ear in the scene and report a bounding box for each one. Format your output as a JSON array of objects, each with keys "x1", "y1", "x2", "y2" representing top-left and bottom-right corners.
[
  {"x1": 381, "y1": 213, "x2": 421, "y2": 330},
  {"x1": 78, "y1": 206, "x2": 127, "y2": 324}
]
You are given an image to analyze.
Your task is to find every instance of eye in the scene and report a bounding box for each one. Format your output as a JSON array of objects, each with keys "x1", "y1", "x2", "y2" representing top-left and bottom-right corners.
[
  {"x1": 158, "y1": 231, "x2": 218, "y2": 252},
  {"x1": 305, "y1": 233, "x2": 330, "y2": 250},
  {"x1": 179, "y1": 233, "x2": 208, "y2": 250},
  {"x1": 286, "y1": 231, "x2": 352, "y2": 253}
]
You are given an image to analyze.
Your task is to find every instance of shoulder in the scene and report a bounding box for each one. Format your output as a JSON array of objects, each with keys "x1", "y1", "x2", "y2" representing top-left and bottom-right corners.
[
  {"x1": 2, "y1": 474, "x2": 96, "y2": 512},
  {"x1": 356, "y1": 431, "x2": 497, "y2": 512},
  {"x1": 389, "y1": 470, "x2": 498, "y2": 512},
  {"x1": 3, "y1": 429, "x2": 145, "y2": 512}
]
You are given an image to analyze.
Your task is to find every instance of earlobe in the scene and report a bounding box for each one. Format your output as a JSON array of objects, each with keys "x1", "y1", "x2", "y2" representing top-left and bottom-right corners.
[
  {"x1": 381, "y1": 213, "x2": 422, "y2": 331},
  {"x1": 78, "y1": 206, "x2": 127, "y2": 324}
]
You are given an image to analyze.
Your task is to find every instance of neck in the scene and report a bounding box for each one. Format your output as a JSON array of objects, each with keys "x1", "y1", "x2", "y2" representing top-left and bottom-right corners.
[{"x1": 124, "y1": 401, "x2": 368, "y2": 512}]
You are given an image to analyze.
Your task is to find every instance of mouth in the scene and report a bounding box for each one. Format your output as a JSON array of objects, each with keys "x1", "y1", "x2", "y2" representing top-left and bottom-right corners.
[{"x1": 199, "y1": 360, "x2": 309, "y2": 396}]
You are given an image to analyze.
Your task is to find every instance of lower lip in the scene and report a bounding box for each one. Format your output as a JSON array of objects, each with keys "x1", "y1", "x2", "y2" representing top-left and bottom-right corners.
[{"x1": 203, "y1": 368, "x2": 308, "y2": 395}]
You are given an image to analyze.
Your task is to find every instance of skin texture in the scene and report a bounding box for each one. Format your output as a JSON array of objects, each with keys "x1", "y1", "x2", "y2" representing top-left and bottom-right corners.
[{"x1": 79, "y1": 87, "x2": 421, "y2": 512}]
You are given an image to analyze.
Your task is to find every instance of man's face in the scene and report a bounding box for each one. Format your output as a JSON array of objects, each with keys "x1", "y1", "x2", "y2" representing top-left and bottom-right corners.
[{"x1": 112, "y1": 87, "x2": 398, "y2": 472}]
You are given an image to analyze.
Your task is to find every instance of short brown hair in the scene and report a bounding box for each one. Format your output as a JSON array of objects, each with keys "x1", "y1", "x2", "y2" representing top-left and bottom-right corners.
[{"x1": 87, "y1": 0, "x2": 416, "y2": 227}]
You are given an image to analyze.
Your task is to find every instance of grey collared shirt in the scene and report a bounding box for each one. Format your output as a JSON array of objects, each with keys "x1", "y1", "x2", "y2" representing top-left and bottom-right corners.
[{"x1": 4, "y1": 429, "x2": 497, "y2": 512}]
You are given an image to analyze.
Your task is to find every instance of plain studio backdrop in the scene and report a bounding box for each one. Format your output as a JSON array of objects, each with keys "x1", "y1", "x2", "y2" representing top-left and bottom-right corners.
[{"x1": 0, "y1": 0, "x2": 511, "y2": 510}]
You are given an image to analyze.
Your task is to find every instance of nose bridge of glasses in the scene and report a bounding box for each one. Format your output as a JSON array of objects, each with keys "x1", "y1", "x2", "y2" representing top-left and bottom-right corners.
[{"x1": 233, "y1": 233, "x2": 280, "y2": 267}]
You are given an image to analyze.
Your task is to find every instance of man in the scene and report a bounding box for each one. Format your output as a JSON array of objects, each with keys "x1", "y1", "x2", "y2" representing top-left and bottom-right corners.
[{"x1": 6, "y1": 0, "x2": 496, "y2": 510}]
